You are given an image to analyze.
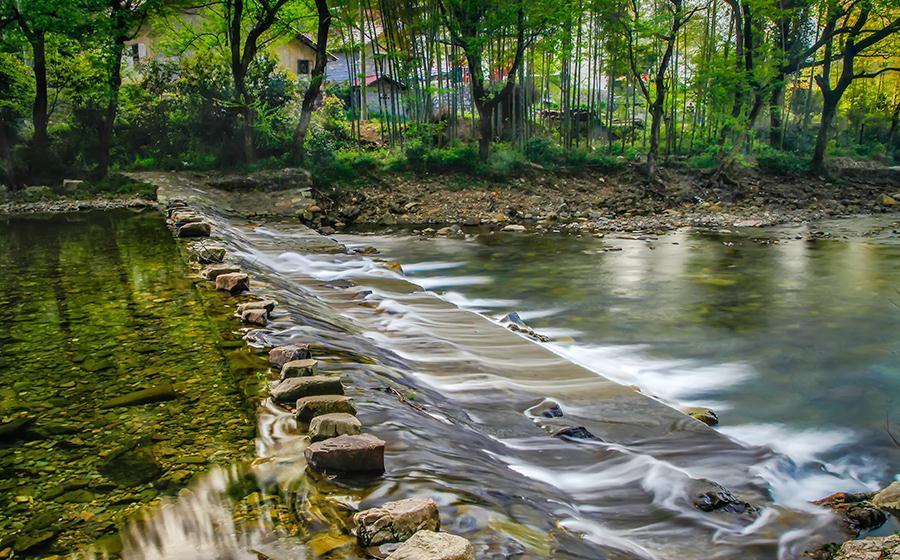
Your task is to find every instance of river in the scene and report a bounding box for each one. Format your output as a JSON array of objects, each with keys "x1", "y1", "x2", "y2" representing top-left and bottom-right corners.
[{"x1": 3, "y1": 184, "x2": 897, "y2": 559}]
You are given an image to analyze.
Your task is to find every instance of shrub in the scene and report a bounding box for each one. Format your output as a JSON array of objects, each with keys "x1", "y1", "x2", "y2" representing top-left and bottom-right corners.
[
  {"x1": 755, "y1": 146, "x2": 809, "y2": 173},
  {"x1": 486, "y1": 144, "x2": 525, "y2": 177}
]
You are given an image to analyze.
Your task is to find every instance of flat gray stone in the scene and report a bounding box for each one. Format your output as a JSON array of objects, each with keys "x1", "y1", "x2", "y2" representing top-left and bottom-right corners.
[
  {"x1": 237, "y1": 300, "x2": 276, "y2": 314},
  {"x1": 269, "y1": 344, "x2": 311, "y2": 369},
  {"x1": 295, "y1": 394, "x2": 355, "y2": 422},
  {"x1": 215, "y1": 272, "x2": 249, "y2": 294},
  {"x1": 202, "y1": 264, "x2": 241, "y2": 280},
  {"x1": 354, "y1": 498, "x2": 440, "y2": 546},
  {"x1": 385, "y1": 531, "x2": 474, "y2": 560},
  {"x1": 241, "y1": 308, "x2": 268, "y2": 326},
  {"x1": 270, "y1": 376, "x2": 343, "y2": 404},
  {"x1": 281, "y1": 358, "x2": 318, "y2": 378},
  {"x1": 305, "y1": 433, "x2": 384, "y2": 474},
  {"x1": 309, "y1": 413, "x2": 361, "y2": 442},
  {"x1": 176, "y1": 221, "x2": 210, "y2": 237}
]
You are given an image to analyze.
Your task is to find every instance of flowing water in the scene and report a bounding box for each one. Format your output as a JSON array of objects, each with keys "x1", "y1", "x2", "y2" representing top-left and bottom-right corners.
[{"x1": 4, "y1": 181, "x2": 898, "y2": 559}]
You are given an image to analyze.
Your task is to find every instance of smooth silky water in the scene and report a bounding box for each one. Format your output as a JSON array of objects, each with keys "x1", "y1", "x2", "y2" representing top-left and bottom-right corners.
[{"x1": 4, "y1": 188, "x2": 897, "y2": 559}]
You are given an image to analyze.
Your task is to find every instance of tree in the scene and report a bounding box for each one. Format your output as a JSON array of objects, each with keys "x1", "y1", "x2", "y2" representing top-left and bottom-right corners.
[
  {"x1": 440, "y1": 0, "x2": 528, "y2": 160},
  {"x1": 623, "y1": 0, "x2": 700, "y2": 180},
  {"x1": 810, "y1": 0, "x2": 899, "y2": 173},
  {"x1": 93, "y1": 0, "x2": 167, "y2": 178},
  {"x1": 0, "y1": 0, "x2": 77, "y2": 182},
  {"x1": 291, "y1": 0, "x2": 331, "y2": 161},
  {"x1": 222, "y1": 0, "x2": 293, "y2": 163}
]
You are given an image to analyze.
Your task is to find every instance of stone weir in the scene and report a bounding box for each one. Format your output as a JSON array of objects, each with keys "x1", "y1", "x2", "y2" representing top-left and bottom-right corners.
[{"x1": 136, "y1": 171, "x2": 866, "y2": 560}]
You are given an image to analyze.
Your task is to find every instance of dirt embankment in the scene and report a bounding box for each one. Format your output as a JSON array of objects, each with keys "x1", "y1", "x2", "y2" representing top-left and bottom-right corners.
[{"x1": 306, "y1": 165, "x2": 900, "y2": 233}]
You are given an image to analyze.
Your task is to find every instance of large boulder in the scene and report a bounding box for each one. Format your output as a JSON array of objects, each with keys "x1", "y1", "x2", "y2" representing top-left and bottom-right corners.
[
  {"x1": 176, "y1": 222, "x2": 211, "y2": 238},
  {"x1": 354, "y1": 498, "x2": 441, "y2": 546},
  {"x1": 270, "y1": 376, "x2": 343, "y2": 404},
  {"x1": 871, "y1": 481, "x2": 900, "y2": 511},
  {"x1": 202, "y1": 264, "x2": 241, "y2": 280},
  {"x1": 269, "y1": 344, "x2": 311, "y2": 369},
  {"x1": 281, "y1": 358, "x2": 318, "y2": 378},
  {"x1": 834, "y1": 534, "x2": 900, "y2": 560},
  {"x1": 304, "y1": 433, "x2": 385, "y2": 474},
  {"x1": 215, "y1": 272, "x2": 250, "y2": 295},
  {"x1": 385, "y1": 531, "x2": 475, "y2": 560},
  {"x1": 295, "y1": 395, "x2": 356, "y2": 422},
  {"x1": 309, "y1": 413, "x2": 361, "y2": 442}
]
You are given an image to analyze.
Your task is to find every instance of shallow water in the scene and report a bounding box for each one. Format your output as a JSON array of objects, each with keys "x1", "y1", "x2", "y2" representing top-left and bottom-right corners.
[
  {"x1": 0, "y1": 210, "x2": 257, "y2": 556},
  {"x1": 337, "y1": 218, "x2": 900, "y2": 507}
]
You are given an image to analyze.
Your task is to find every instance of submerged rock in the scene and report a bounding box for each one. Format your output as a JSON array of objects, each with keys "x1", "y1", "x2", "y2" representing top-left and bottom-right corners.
[
  {"x1": 309, "y1": 412, "x2": 361, "y2": 442},
  {"x1": 192, "y1": 245, "x2": 226, "y2": 264},
  {"x1": 215, "y1": 272, "x2": 250, "y2": 294},
  {"x1": 101, "y1": 383, "x2": 177, "y2": 409},
  {"x1": 834, "y1": 534, "x2": 899, "y2": 560},
  {"x1": 385, "y1": 530, "x2": 475, "y2": 560},
  {"x1": 0, "y1": 413, "x2": 35, "y2": 439},
  {"x1": 269, "y1": 344, "x2": 311, "y2": 369},
  {"x1": 305, "y1": 433, "x2": 385, "y2": 474},
  {"x1": 871, "y1": 481, "x2": 900, "y2": 511},
  {"x1": 99, "y1": 442, "x2": 162, "y2": 486},
  {"x1": 241, "y1": 308, "x2": 268, "y2": 326},
  {"x1": 694, "y1": 482, "x2": 759, "y2": 516},
  {"x1": 176, "y1": 221, "x2": 211, "y2": 238},
  {"x1": 270, "y1": 375, "x2": 343, "y2": 404},
  {"x1": 295, "y1": 395, "x2": 356, "y2": 422},
  {"x1": 281, "y1": 358, "x2": 319, "y2": 378},
  {"x1": 354, "y1": 498, "x2": 441, "y2": 546},
  {"x1": 551, "y1": 426, "x2": 599, "y2": 441}
]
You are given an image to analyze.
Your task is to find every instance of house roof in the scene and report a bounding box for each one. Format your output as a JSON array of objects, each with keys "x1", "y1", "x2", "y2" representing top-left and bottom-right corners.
[
  {"x1": 363, "y1": 74, "x2": 406, "y2": 88},
  {"x1": 292, "y1": 33, "x2": 339, "y2": 61}
]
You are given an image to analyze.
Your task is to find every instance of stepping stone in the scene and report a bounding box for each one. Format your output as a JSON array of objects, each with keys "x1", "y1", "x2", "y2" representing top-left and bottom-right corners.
[
  {"x1": 202, "y1": 264, "x2": 241, "y2": 280},
  {"x1": 237, "y1": 300, "x2": 276, "y2": 314},
  {"x1": 385, "y1": 530, "x2": 474, "y2": 560},
  {"x1": 269, "y1": 344, "x2": 310, "y2": 369},
  {"x1": 309, "y1": 413, "x2": 361, "y2": 442},
  {"x1": 177, "y1": 222, "x2": 211, "y2": 238},
  {"x1": 281, "y1": 358, "x2": 318, "y2": 378},
  {"x1": 305, "y1": 433, "x2": 384, "y2": 474},
  {"x1": 270, "y1": 376, "x2": 343, "y2": 404},
  {"x1": 215, "y1": 272, "x2": 249, "y2": 294},
  {"x1": 354, "y1": 498, "x2": 440, "y2": 546},
  {"x1": 170, "y1": 210, "x2": 196, "y2": 221},
  {"x1": 241, "y1": 308, "x2": 268, "y2": 326},
  {"x1": 193, "y1": 246, "x2": 226, "y2": 264},
  {"x1": 295, "y1": 394, "x2": 355, "y2": 422}
]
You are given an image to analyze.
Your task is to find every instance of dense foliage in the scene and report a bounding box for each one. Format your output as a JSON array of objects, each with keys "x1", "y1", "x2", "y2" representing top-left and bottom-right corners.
[{"x1": 0, "y1": 0, "x2": 897, "y2": 188}]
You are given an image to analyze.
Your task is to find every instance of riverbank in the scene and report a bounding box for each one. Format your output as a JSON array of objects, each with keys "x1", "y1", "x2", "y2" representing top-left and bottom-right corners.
[{"x1": 313, "y1": 164, "x2": 900, "y2": 233}]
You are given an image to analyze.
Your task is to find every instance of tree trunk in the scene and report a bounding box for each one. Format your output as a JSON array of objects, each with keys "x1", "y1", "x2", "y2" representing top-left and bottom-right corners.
[
  {"x1": 768, "y1": 83, "x2": 785, "y2": 148},
  {"x1": 647, "y1": 101, "x2": 663, "y2": 179},
  {"x1": 477, "y1": 103, "x2": 492, "y2": 161},
  {"x1": 888, "y1": 101, "x2": 899, "y2": 147},
  {"x1": 292, "y1": 0, "x2": 331, "y2": 161},
  {"x1": 97, "y1": 43, "x2": 124, "y2": 179},
  {"x1": 811, "y1": 95, "x2": 837, "y2": 174},
  {"x1": 0, "y1": 127, "x2": 17, "y2": 189},
  {"x1": 30, "y1": 32, "x2": 49, "y2": 183}
]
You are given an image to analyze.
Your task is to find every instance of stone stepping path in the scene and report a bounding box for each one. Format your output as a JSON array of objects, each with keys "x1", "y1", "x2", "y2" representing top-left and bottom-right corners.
[{"x1": 164, "y1": 199, "x2": 475, "y2": 556}]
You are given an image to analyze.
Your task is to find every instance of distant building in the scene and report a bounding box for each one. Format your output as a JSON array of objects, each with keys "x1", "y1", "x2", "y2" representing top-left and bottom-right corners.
[{"x1": 125, "y1": 14, "x2": 335, "y2": 79}]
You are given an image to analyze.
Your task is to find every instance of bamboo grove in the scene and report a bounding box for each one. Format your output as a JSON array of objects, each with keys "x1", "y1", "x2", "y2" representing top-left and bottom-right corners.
[{"x1": 0, "y1": 0, "x2": 898, "y2": 186}]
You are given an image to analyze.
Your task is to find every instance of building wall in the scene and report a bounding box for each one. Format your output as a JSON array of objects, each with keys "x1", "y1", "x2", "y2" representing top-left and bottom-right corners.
[{"x1": 273, "y1": 41, "x2": 320, "y2": 77}]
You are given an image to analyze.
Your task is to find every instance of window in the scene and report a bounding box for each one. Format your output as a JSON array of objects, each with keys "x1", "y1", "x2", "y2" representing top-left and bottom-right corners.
[
  {"x1": 131, "y1": 44, "x2": 140, "y2": 65},
  {"x1": 297, "y1": 59, "x2": 310, "y2": 74}
]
